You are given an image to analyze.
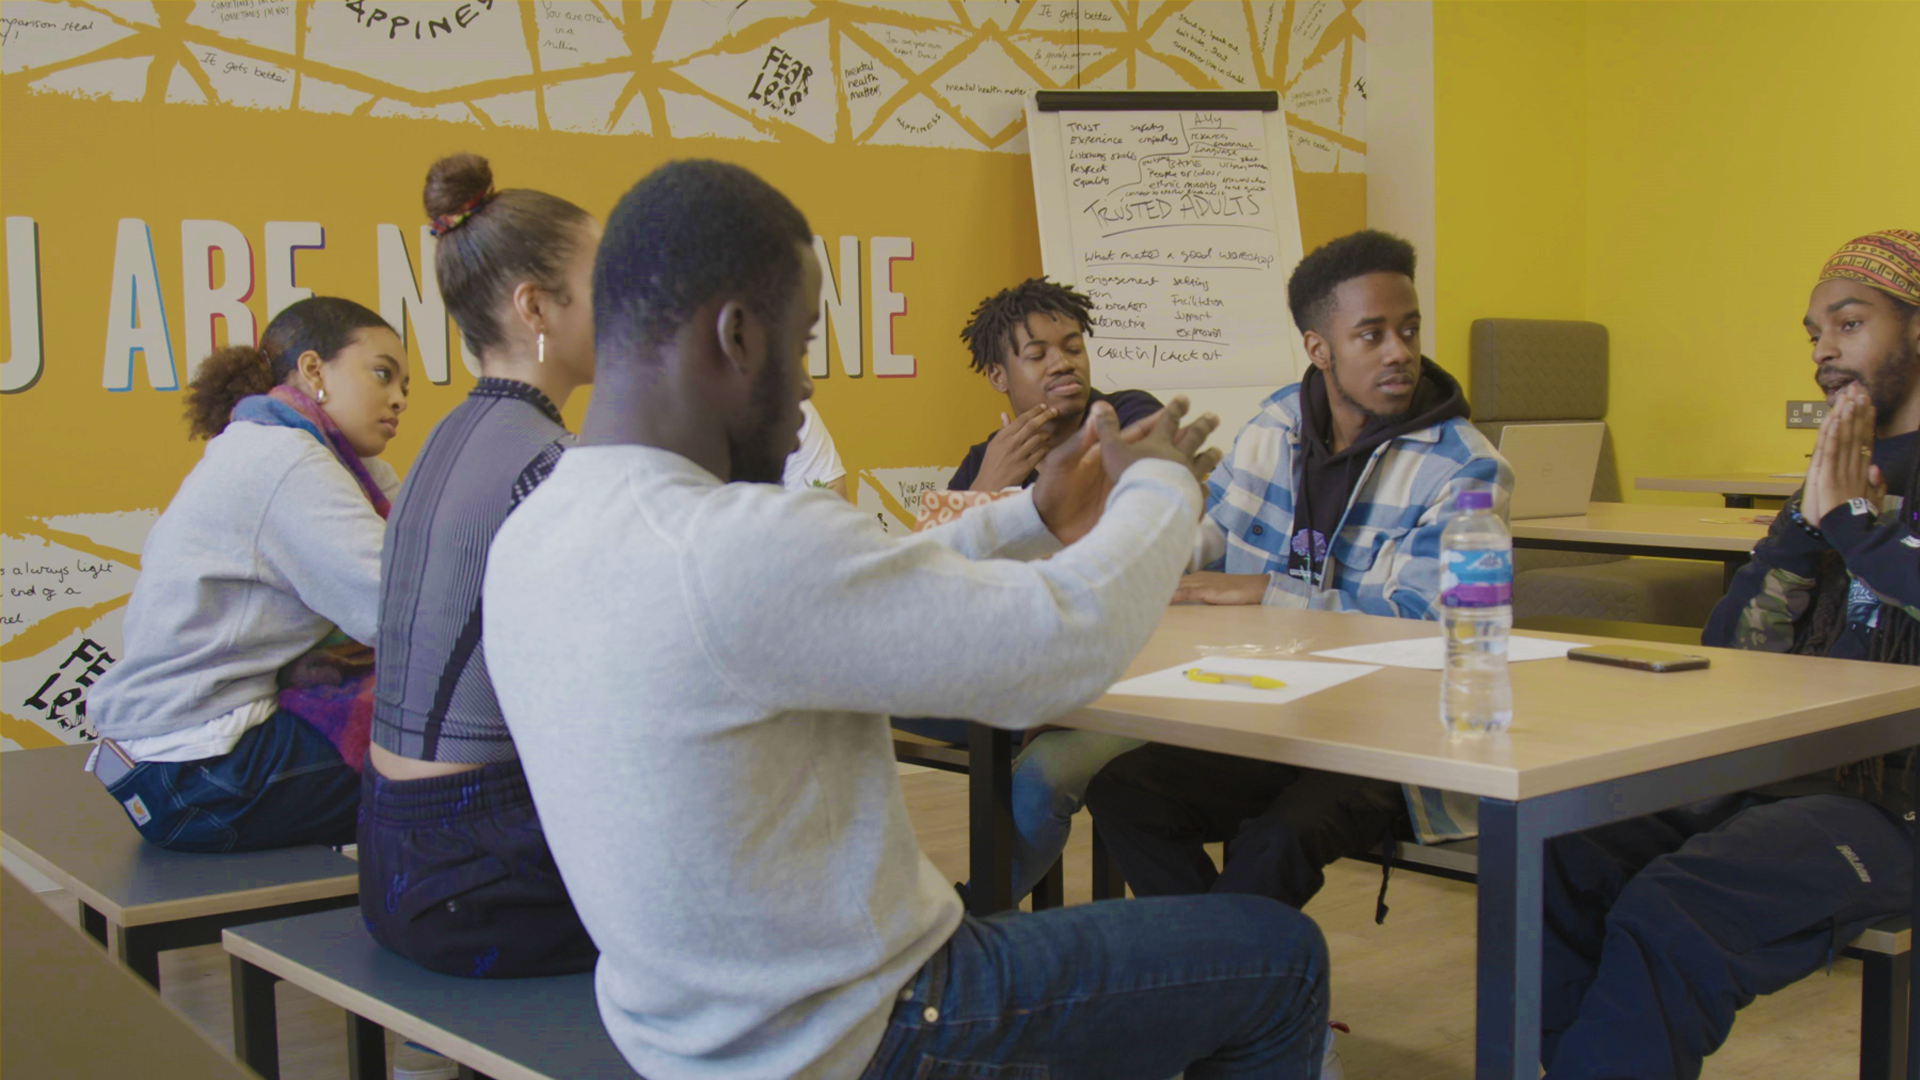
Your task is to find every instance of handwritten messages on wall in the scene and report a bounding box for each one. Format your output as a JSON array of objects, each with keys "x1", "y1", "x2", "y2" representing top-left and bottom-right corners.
[
  {"x1": 2, "y1": 613, "x2": 122, "y2": 743},
  {"x1": 0, "y1": 513, "x2": 151, "y2": 745},
  {"x1": 1059, "y1": 109, "x2": 1299, "y2": 389},
  {"x1": 1, "y1": 1, "x2": 1367, "y2": 170},
  {"x1": 1, "y1": 533, "x2": 135, "y2": 646}
]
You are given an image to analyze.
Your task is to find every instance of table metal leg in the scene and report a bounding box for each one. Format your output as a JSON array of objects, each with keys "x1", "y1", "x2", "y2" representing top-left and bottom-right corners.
[
  {"x1": 1475, "y1": 797, "x2": 1544, "y2": 1080},
  {"x1": 1861, "y1": 950, "x2": 1908, "y2": 1080},
  {"x1": 967, "y1": 723, "x2": 1016, "y2": 916},
  {"x1": 345, "y1": 1012, "x2": 386, "y2": 1080},
  {"x1": 117, "y1": 923, "x2": 162, "y2": 989},
  {"x1": 1091, "y1": 822, "x2": 1126, "y2": 901},
  {"x1": 230, "y1": 956, "x2": 282, "y2": 1080},
  {"x1": 1908, "y1": 815, "x2": 1920, "y2": 1080},
  {"x1": 1031, "y1": 859, "x2": 1065, "y2": 910},
  {"x1": 79, "y1": 902, "x2": 107, "y2": 946}
]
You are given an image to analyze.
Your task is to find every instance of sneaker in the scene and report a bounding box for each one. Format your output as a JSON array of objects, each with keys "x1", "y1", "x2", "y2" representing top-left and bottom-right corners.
[
  {"x1": 392, "y1": 1040, "x2": 459, "y2": 1080},
  {"x1": 1319, "y1": 1021, "x2": 1349, "y2": 1080}
]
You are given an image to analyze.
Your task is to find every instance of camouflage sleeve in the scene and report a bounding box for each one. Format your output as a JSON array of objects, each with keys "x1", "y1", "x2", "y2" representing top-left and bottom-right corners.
[
  {"x1": 1705, "y1": 498, "x2": 1828, "y2": 651},
  {"x1": 1732, "y1": 564, "x2": 1818, "y2": 652}
]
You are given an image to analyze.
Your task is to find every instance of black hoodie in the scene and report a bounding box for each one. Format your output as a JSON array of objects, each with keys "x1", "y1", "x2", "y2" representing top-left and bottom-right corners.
[{"x1": 1286, "y1": 357, "x2": 1471, "y2": 586}]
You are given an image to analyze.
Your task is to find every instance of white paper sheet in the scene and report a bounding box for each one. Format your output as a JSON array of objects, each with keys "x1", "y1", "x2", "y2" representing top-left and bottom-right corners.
[
  {"x1": 1105, "y1": 658, "x2": 1380, "y2": 706},
  {"x1": 1310, "y1": 635, "x2": 1587, "y2": 671}
]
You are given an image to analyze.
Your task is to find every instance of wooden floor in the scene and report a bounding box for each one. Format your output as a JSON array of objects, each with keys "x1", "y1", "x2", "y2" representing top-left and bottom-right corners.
[{"x1": 29, "y1": 767, "x2": 1867, "y2": 1079}]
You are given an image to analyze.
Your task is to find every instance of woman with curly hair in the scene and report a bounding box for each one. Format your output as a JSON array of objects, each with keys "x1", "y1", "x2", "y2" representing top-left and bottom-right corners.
[{"x1": 86, "y1": 296, "x2": 408, "y2": 852}]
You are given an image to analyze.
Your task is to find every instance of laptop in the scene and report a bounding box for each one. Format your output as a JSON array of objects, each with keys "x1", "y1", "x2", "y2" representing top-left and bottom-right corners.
[{"x1": 1497, "y1": 422, "x2": 1606, "y2": 520}]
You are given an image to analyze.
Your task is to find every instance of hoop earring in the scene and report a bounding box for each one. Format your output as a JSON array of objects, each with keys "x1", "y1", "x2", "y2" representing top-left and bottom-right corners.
[{"x1": 537, "y1": 331, "x2": 546, "y2": 365}]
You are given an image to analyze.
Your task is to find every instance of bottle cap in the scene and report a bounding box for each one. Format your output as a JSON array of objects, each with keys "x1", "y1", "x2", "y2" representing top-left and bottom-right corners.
[{"x1": 1454, "y1": 491, "x2": 1493, "y2": 511}]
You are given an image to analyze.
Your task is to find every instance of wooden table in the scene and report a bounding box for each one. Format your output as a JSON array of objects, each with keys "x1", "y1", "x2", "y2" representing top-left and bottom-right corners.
[
  {"x1": 1635, "y1": 471, "x2": 1803, "y2": 507},
  {"x1": 1, "y1": 872, "x2": 262, "y2": 1080},
  {"x1": 0, "y1": 744, "x2": 359, "y2": 988},
  {"x1": 1510, "y1": 501, "x2": 1771, "y2": 588},
  {"x1": 970, "y1": 605, "x2": 1920, "y2": 1080}
]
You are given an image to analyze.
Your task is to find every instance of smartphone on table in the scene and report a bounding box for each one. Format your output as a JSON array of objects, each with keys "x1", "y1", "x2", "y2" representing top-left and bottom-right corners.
[{"x1": 1566, "y1": 646, "x2": 1711, "y2": 673}]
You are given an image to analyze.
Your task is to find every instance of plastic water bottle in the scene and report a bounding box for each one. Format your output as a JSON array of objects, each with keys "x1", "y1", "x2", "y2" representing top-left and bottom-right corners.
[{"x1": 1439, "y1": 490, "x2": 1513, "y2": 733}]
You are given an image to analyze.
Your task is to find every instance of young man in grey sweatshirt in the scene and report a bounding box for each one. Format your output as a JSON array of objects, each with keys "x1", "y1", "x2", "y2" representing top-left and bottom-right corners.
[{"x1": 484, "y1": 160, "x2": 1330, "y2": 1080}]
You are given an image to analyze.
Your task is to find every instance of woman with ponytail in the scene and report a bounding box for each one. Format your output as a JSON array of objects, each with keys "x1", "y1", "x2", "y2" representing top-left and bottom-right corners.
[
  {"x1": 87, "y1": 297, "x2": 409, "y2": 852},
  {"x1": 1536, "y1": 230, "x2": 1920, "y2": 1080},
  {"x1": 358, "y1": 153, "x2": 601, "y2": 979}
]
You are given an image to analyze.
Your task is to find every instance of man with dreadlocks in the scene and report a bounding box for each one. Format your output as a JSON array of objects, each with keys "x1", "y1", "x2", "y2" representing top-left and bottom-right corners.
[
  {"x1": 894, "y1": 277, "x2": 1220, "y2": 907},
  {"x1": 948, "y1": 276, "x2": 1170, "y2": 492},
  {"x1": 1537, "y1": 229, "x2": 1920, "y2": 1080}
]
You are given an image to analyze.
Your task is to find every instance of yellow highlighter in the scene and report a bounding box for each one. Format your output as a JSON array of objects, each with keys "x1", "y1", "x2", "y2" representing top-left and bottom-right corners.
[{"x1": 1184, "y1": 668, "x2": 1287, "y2": 690}]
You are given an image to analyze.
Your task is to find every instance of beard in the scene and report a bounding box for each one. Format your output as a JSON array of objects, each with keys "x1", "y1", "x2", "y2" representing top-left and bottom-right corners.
[
  {"x1": 1326, "y1": 347, "x2": 1416, "y2": 426},
  {"x1": 729, "y1": 359, "x2": 795, "y2": 485},
  {"x1": 1825, "y1": 343, "x2": 1919, "y2": 421}
]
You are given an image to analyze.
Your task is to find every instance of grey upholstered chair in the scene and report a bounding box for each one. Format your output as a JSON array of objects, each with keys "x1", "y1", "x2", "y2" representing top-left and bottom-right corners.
[{"x1": 1470, "y1": 318, "x2": 1725, "y2": 628}]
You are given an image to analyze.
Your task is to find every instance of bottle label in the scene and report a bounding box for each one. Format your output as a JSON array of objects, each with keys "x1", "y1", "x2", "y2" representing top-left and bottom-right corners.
[{"x1": 1442, "y1": 549, "x2": 1512, "y2": 608}]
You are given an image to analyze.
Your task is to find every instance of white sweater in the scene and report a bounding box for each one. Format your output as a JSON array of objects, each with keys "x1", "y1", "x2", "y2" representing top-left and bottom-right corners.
[
  {"x1": 90, "y1": 422, "x2": 395, "y2": 745},
  {"x1": 484, "y1": 447, "x2": 1199, "y2": 1080}
]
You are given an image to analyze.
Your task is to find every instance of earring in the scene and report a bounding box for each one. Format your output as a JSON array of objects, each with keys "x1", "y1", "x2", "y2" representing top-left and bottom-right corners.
[
  {"x1": 315, "y1": 386, "x2": 328, "y2": 404},
  {"x1": 537, "y1": 331, "x2": 546, "y2": 365}
]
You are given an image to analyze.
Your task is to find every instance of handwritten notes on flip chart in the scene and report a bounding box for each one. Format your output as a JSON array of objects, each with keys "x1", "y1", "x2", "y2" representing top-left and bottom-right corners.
[{"x1": 1031, "y1": 102, "x2": 1306, "y2": 391}]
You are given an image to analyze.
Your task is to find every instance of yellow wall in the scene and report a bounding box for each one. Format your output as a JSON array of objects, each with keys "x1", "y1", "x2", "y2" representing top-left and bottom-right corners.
[
  {"x1": 1433, "y1": 0, "x2": 1587, "y2": 395},
  {"x1": 1436, "y1": 0, "x2": 1920, "y2": 504},
  {"x1": 1584, "y1": 0, "x2": 1920, "y2": 504}
]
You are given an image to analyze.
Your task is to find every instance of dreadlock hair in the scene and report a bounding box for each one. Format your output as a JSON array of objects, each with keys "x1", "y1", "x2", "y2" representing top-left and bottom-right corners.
[
  {"x1": 958, "y1": 277, "x2": 1094, "y2": 376},
  {"x1": 1795, "y1": 428, "x2": 1920, "y2": 792}
]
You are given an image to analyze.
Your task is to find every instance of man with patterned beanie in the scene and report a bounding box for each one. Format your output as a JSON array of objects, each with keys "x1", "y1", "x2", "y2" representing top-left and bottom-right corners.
[{"x1": 1538, "y1": 229, "x2": 1920, "y2": 1080}]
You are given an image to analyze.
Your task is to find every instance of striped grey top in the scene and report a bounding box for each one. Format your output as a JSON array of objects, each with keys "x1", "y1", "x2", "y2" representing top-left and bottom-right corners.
[{"x1": 372, "y1": 379, "x2": 569, "y2": 762}]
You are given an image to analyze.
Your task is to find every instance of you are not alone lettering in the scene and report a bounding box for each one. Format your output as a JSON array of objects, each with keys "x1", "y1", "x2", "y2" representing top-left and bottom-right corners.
[{"x1": 0, "y1": 220, "x2": 919, "y2": 394}]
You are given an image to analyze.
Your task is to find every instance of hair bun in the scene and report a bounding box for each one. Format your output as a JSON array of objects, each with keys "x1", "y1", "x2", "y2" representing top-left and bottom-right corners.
[{"x1": 424, "y1": 153, "x2": 494, "y2": 220}]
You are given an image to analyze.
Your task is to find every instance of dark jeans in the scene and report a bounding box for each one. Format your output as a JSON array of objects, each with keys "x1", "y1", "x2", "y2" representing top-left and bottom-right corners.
[
  {"x1": 106, "y1": 708, "x2": 359, "y2": 853},
  {"x1": 1083, "y1": 742, "x2": 1408, "y2": 907},
  {"x1": 1542, "y1": 793, "x2": 1912, "y2": 1080},
  {"x1": 859, "y1": 894, "x2": 1329, "y2": 1080},
  {"x1": 357, "y1": 759, "x2": 597, "y2": 979}
]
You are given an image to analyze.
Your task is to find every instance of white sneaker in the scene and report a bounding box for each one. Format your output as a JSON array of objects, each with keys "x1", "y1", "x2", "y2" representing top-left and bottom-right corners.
[
  {"x1": 392, "y1": 1040, "x2": 459, "y2": 1080},
  {"x1": 1319, "y1": 1021, "x2": 1348, "y2": 1080}
]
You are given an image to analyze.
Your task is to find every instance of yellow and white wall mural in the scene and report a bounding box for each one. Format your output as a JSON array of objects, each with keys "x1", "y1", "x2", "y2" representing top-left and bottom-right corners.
[{"x1": 0, "y1": 0, "x2": 1368, "y2": 748}]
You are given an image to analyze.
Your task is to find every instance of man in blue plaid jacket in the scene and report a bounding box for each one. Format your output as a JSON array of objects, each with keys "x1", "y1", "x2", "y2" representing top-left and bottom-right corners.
[{"x1": 1081, "y1": 230, "x2": 1513, "y2": 914}]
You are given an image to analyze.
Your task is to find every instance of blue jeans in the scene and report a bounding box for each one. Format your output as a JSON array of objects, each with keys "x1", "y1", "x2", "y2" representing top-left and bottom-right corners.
[
  {"x1": 891, "y1": 721, "x2": 1148, "y2": 903},
  {"x1": 859, "y1": 894, "x2": 1329, "y2": 1079},
  {"x1": 1009, "y1": 731, "x2": 1145, "y2": 899},
  {"x1": 106, "y1": 709, "x2": 359, "y2": 853}
]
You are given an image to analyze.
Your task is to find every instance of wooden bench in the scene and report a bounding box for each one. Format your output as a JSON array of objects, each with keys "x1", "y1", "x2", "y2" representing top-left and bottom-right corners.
[
  {"x1": 0, "y1": 743, "x2": 359, "y2": 988},
  {"x1": 1359, "y1": 837, "x2": 1912, "y2": 1080},
  {"x1": 223, "y1": 906, "x2": 632, "y2": 1080}
]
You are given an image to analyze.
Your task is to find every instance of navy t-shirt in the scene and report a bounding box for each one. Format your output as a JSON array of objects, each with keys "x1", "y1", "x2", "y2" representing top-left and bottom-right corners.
[{"x1": 948, "y1": 388, "x2": 1164, "y2": 491}]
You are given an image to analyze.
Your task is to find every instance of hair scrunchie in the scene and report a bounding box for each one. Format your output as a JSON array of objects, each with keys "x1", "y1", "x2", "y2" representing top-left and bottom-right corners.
[{"x1": 429, "y1": 188, "x2": 495, "y2": 237}]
